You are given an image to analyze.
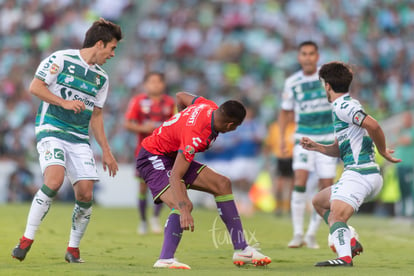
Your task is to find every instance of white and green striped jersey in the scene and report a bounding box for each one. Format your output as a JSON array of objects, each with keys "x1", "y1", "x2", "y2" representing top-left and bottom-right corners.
[
  {"x1": 281, "y1": 69, "x2": 334, "y2": 144},
  {"x1": 34, "y1": 49, "x2": 109, "y2": 144},
  {"x1": 332, "y1": 94, "x2": 379, "y2": 174}
]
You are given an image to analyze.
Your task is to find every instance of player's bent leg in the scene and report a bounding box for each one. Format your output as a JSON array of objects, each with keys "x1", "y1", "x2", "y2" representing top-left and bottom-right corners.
[
  {"x1": 12, "y1": 165, "x2": 65, "y2": 262},
  {"x1": 65, "y1": 180, "x2": 94, "y2": 263},
  {"x1": 191, "y1": 167, "x2": 271, "y2": 266},
  {"x1": 154, "y1": 189, "x2": 189, "y2": 269}
]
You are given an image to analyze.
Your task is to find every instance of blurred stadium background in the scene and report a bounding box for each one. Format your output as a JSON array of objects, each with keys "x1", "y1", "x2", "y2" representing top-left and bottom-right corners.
[{"x1": 0, "y1": 0, "x2": 413, "y2": 217}]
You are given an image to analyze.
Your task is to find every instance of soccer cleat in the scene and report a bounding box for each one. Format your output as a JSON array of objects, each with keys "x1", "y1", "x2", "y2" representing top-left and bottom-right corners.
[
  {"x1": 149, "y1": 217, "x2": 162, "y2": 234},
  {"x1": 351, "y1": 237, "x2": 363, "y2": 258},
  {"x1": 153, "y1": 258, "x2": 191, "y2": 269},
  {"x1": 232, "y1": 245, "x2": 271, "y2": 267},
  {"x1": 315, "y1": 256, "x2": 353, "y2": 267},
  {"x1": 12, "y1": 236, "x2": 34, "y2": 261},
  {"x1": 304, "y1": 235, "x2": 320, "y2": 249},
  {"x1": 65, "y1": 247, "x2": 85, "y2": 263},
  {"x1": 137, "y1": 221, "x2": 148, "y2": 235},
  {"x1": 288, "y1": 234, "x2": 304, "y2": 248}
]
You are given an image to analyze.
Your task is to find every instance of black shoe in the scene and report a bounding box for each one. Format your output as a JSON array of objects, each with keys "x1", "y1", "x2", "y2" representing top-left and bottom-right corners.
[
  {"x1": 12, "y1": 237, "x2": 34, "y2": 261},
  {"x1": 65, "y1": 248, "x2": 85, "y2": 263},
  {"x1": 315, "y1": 258, "x2": 353, "y2": 267},
  {"x1": 351, "y1": 238, "x2": 363, "y2": 258}
]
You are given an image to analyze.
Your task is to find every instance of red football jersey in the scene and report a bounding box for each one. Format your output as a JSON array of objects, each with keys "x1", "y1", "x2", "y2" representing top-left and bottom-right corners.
[
  {"x1": 125, "y1": 93, "x2": 175, "y2": 156},
  {"x1": 142, "y1": 96, "x2": 219, "y2": 162}
]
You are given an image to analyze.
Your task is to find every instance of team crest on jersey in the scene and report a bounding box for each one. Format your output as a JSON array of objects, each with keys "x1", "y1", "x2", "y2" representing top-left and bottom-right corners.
[
  {"x1": 45, "y1": 150, "x2": 52, "y2": 161},
  {"x1": 50, "y1": 63, "x2": 59, "y2": 74},
  {"x1": 185, "y1": 145, "x2": 195, "y2": 155},
  {"x1": 95, "y1": 75, "x2": 101, "y2": 86}
]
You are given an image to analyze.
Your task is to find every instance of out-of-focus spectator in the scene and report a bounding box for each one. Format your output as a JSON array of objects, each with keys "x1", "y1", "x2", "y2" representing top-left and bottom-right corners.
[
  {"x1": 395, "y1": 111, "x2": 414, "y2": 217},
  {"x1": 8, "y1": 156, "x2": 37, "y2": 202}
]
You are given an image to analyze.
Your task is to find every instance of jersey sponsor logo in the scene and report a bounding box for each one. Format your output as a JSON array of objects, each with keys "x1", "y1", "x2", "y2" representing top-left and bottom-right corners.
[
  {"x1": 73, "y1": 94, "x2": 95, "y2": 108},
  {"x1": 186, "y1": 105, "x2": 204, "y2": 126},
  {"x1": 50, "y1": 63, "x2": 59, "y2": 74},
  {"x1": 38, "y1": 71, "x2": 47, "y2": 77},
  {"x1": 54, "y1": 148, "x2": 64, "y2": 161},
  {"x1": 337, "y1": 133, "x2": 348, "y2": 142},
  {"x1": 84, "y1": 158, "x2": 95, "y2": 166},
  {"x1": 352, "y1": 110, "x2": 366, "y2": 126},
  {"x1": 64, "y1": 75, "x2": 74, "y2": 84}
]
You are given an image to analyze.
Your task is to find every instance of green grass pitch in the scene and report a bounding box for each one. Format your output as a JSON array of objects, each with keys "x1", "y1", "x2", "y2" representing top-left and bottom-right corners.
[{"x1": 1, "y1": 203, "x2": 414, "y2": 275}]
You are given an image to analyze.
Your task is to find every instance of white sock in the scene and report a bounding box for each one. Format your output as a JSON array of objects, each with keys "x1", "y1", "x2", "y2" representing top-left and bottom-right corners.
[
  {"x1": 24, "y1": 189, "x2": 53, "y2": 240},
  {"x1": 306, "y1": 209, "x2": 322, "y2": 237},
  {"x1": 68, "y1": 203, "x2": 92, "y2": 248},
  {"x1": 331, "y1": 225, "x2": 352, "y2": 258},
  {"x1": 291, "y1": 191, "x2": 306, "y2": 236}
]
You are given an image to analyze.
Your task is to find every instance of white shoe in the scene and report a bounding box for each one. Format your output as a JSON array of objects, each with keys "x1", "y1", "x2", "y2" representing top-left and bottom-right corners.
[
  {"x1": 232, "y1": 245, "x2": 271, "y2": 266},
  {"x1": 288, "y1": 234, "x2": 304, "y2": 248},
  {"x1": 304, "y1": 235, "x2": 320, "y2": 249},
  {"x1": 149, "y1": 216, "x2": 162, "y2": 234},
  {"x1": 137, "y1": 222, "x2": 148, "y2": 235},
  {"x1": 153, "y1": 258, "x2": 191, "y2": 269}
]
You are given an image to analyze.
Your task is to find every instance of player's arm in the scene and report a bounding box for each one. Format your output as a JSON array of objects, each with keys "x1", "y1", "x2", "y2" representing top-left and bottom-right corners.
[
  {"x1": 170, "y1": 152, "x2": 194, "y2": 231},
  {"x1": 278, "y1": 109, "x2": 294, "y2": 153},
  {"x1": 124, "y1": 120, "x2": 157, "y2": 134},
  {"x1": 300, "y1": 137, "x2": 340, "y2": 157},
  {"x1": 90, "y1": 106, "x2": 119, "y2": 177},
  {"x1": 176, "y1": 92, "x2": 197, "y2": 112},
  {"x1": 361, "y1": 115, "x2": 401, "y2": 163},
  {"x1": 29, "y1": 78, "x2": 85, "y2": 113}
]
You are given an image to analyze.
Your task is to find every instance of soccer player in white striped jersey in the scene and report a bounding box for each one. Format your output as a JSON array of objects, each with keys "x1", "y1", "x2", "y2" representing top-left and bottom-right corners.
[
  {"x1": 279, "y1": 41, "x2": 337, "y2": 249},
  {"x1": 300, "y1": 61, "x2": 401, "y2": 266},
  {"x1": 11, "y1": 18, "x2": 122, "y2": 263}
]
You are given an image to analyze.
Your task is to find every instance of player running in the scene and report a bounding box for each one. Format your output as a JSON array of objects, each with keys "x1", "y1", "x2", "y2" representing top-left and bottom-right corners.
[
  {"x1": 136, "y1": 92, "x2": 271, "y2": 269},
  {"x1": 300, "y1": 61, "x2": 401, "y2": 266},
  {"x1": 124, "y1": 72, "x2": 175, "y2": 234},
  {"x1": 279, "y1": 41, "x2": 337, "y2": 249},
  {"x1": 11, "y1": 18, "x2": 122, "y2": 263}
]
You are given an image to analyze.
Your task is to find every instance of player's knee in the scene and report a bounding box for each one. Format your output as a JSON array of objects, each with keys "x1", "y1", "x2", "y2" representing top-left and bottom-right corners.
[
  {"x1": 213, "y1": 175, "x2": 232, "y2": 195},
  {"x1": 76, "y1": 191, "x2": 93, "y2": 202}
]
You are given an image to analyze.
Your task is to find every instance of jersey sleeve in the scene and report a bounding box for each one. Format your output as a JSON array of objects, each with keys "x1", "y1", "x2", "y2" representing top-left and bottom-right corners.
[
  {"x1": 94, "y1": 76, "x2": 108, "y2": 108},
  {"x1": 34, "y1": 51, "x2": 63, "y2": 85},
  {"x1": 179, "y1": 125, "x2": 209, "y2": 162},
  {"x1": 335, "y1": 100, "x2": 367, "y2": 126},
  {"x1": 280, "y1": 79, "x2": 294, "y2": 110},
  {"x1": 124, "y1": 96, "x2": 141, "y2": 121}
]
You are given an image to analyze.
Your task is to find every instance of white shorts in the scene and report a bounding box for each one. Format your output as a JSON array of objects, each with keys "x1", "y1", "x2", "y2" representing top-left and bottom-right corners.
[
  {"x1": 330, "y1": 170, "x2": 383, "y2": 211},
  {"x1": 37, "y1": 137, "x2": 99, "y2": 184},
  {"x1": 292, "y1": 144, "x2": 337, "y2": 179}
]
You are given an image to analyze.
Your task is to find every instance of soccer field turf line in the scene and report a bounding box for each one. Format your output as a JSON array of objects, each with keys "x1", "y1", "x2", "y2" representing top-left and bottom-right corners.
[{"x1": 1, "y1": 203, "x2": 414, "y2": 275}]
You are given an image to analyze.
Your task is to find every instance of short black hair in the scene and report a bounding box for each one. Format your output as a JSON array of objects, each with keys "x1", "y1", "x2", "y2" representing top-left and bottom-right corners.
[
  {"x1": 319, "y1": 61, "x2": 353, "y2": 93},
  {"x1": 298, "y1": 41, "x2": 318, "y2": 51},
  {"x1": 218, "y1": 100, "x2": 246, "y2": 125},
  {"x1": 83, "y1": 18, "x2": 123, "y2": 48},
  {"x1": 143, "y1": 71, "x2": 165, "y2": 83}
]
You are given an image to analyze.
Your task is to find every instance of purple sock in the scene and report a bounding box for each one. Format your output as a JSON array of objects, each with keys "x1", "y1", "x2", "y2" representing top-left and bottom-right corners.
[
  {"x1": 216, "y1": 195, "x2": 248, "y2": 250},
  {"x1": 159, "y1": 212, "x2": 182, "y2": 259},
  {"x1": 138, "y1": 195, "x2": 147, "y2": 222},
  {"x1": 154, "y1": 203, "x2": 163, "y2": 217}
]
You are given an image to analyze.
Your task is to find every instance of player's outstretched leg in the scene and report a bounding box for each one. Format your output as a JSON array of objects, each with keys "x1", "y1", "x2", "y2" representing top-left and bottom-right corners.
[
  {"x1": 315, "y1": 222, "x2": 353, "y2": 267},
  {"x1": 289, "y1": 188, "x2": 306, "y2": 248},
  {"x1": 215, "y1": 195, "x2": 271, "y2": 266},
  {"x1": 12, "y1": 185, "x2": 55, "y2": 261},
  {"x1": 65, "y1": 200, "x2": 92, "y2": 263},
  {"x1": 150, "y1": 204, "x2": 163, "y2": 234},
  {"x1": 137, "y1": 193, "x2": 148, "y2": 235},
  {"x1": 153, "y1": 210, "x2": 190, "y2": 269}
]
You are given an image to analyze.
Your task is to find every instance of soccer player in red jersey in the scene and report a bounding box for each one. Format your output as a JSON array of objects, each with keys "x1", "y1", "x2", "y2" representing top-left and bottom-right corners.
[
  {"x1": 137, "y1": 92, "x2": 271, "y2": 269},
  {"x1": 124, "y1": 72, "x2": 175, "y2": 234}
]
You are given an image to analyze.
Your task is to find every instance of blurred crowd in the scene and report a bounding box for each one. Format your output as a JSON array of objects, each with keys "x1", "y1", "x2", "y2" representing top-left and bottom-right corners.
[{"x1": 1, "y1": 0, "x2": 414, "y2": 212}]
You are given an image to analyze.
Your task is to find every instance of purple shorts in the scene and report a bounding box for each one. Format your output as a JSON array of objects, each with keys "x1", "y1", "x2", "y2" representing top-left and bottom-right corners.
[{"x1": 136, "y1": 148, "x2": 205, "y2": 204}]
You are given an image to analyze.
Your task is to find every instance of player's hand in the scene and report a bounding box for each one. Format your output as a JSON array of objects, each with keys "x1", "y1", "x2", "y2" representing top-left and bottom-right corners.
[
  {"x1": 300, "y1": 137, "x2": 317, "y2": 151},
  {"x1": 180, "y1": 210, "x2": 194, "y2": 232},
  {"x1": 379, "y1": 148, "x2": 402, "y2": 164},
  {"x1": 61, "y1": 100, "x2": 86, "y2": 114},
  {"x1": 102, "y1": 149, "x2": 119, "y2": 177},
  {"x1": 141, "y1": 122, "x2": 157, "y2": 134}
]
